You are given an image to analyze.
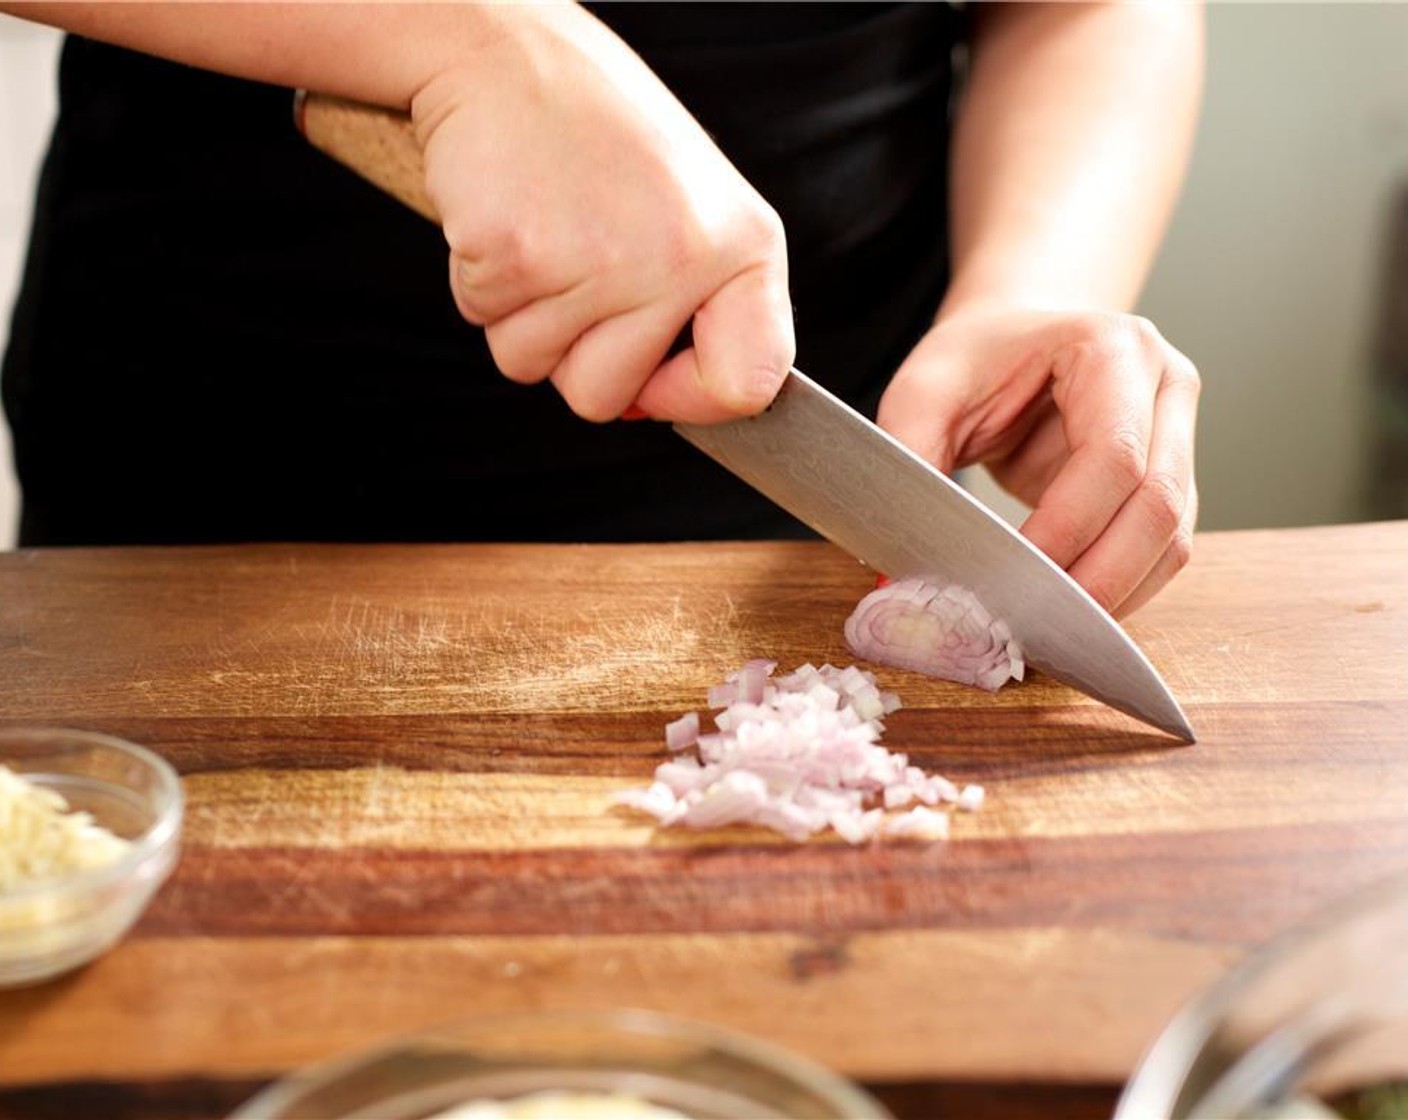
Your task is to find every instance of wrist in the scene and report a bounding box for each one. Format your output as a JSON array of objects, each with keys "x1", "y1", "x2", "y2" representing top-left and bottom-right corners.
[
  {"x1": 936, "y1": 268, "x2": 1119, "y2": 328},
  {"x1": 410, "y1": 4, "x2": 653, "y2": 144}
]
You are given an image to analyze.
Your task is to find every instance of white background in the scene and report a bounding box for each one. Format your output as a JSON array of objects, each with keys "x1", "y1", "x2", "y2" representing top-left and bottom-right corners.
[
  {"x1": 0, "y1": 19, "x2": 59, "y2": 547},
  {"x1": 3, "y1": 8, "x2": 1408, "y2": 546}
]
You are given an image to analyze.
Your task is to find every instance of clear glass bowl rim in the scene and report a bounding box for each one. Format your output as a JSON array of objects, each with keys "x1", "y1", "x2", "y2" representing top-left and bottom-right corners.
[
  {"x1": 229, "y1": 1006, "x2": 892, "y2": 1119},
  {"x1": 0, "y1": 726, "x2": 184, "y2": 905},
  {"x1": 1115, "y1": 869, "x2": 1408, "y2": 1118}
]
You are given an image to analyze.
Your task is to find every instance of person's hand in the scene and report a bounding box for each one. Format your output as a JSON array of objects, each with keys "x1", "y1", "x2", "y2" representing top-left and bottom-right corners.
[
  {"x1": 877, "y1": 304, "x2": 1200, "y2": 616},
  {"x1": 410, "y1": 5, "x2": 794, "y2": 424}
]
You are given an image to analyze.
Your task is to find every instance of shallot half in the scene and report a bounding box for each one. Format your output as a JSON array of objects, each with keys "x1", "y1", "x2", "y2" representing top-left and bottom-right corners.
[{"x1": 844, "y1": 578, "x2": 1024, "y2": 692}]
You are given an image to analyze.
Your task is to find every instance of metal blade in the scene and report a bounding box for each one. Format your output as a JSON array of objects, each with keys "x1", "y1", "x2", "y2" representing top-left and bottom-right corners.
[{"x1": 675, "y1": 368, "x2": 1194, "y2": 741}]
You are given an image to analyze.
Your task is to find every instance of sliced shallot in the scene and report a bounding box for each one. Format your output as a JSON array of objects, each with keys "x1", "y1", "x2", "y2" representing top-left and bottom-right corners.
[{"x1": 844, "y1": 578, "x2": 1024, "y2": 691}]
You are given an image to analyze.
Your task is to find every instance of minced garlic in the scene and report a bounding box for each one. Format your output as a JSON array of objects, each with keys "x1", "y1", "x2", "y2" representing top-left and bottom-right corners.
[
  {"x1": 429, "y1": 1092, "x2": 689, "y2": 1119},
  {"x1": 0, "y1": 765, "x2": 130, "y2": 892}
]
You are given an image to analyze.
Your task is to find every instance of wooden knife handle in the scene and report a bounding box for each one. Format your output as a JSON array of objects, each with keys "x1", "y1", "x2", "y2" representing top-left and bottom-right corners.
[{"x1": 294, "y1": 90, "x2": 439, "y2": 223}]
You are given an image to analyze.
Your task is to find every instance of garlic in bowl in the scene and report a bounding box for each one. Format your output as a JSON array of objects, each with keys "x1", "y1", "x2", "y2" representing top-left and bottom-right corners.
[{"x1": 0, "y1": 728, "x2": 182, "y2": 987}]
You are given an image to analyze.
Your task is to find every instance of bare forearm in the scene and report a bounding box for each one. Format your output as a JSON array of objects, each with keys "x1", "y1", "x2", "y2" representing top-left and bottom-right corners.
[
  {"x1": 944, "y1": 2, "x2": 1204, "y2": 315},
  {"x1": 0, "y1": 1, "x2": 558, "y2": 108}
]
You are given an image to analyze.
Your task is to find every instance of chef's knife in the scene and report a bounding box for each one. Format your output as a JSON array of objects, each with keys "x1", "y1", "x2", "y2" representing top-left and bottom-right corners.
[
  {"x1": 296, "y1": 92, "x2": 1195, "y2": 742},
  {"x1": 677, "y1": 370, "x2": 1193, "y2": 740}
]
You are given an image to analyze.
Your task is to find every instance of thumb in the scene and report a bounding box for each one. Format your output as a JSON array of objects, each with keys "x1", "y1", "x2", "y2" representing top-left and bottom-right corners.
[{"x1": 633, "y1": 262, "x2": 794, "y2": 424}]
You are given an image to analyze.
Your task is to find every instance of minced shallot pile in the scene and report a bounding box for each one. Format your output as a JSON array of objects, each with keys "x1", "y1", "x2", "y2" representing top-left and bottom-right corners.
[{"x1": 616, "y1": 660, "x2": 982, "y2": 845}]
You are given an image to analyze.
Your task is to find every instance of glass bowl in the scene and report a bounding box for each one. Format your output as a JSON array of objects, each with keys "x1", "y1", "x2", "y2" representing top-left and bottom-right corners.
[
  {"x1": 229, "y1": 1009, "x2": 891, "y2": 1119},
  {"x1": 0, "y1": 727, "x2": 183, "y2": 987},
  {"x1": 1117, "y1": 871, "x2": 1408, "y2": 1119}
]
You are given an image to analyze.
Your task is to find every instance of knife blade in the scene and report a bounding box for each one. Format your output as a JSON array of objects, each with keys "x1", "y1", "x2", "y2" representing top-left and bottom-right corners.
[
  {"x1": 293, "y1": 92, "x2": 1192, "y2": 740},
  {"x1": 676, "y1": 368, "x2": 1195, "y2": 741}
]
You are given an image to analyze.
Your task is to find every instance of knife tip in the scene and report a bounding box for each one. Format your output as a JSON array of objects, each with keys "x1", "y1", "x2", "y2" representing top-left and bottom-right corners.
[
  {"x1": 1108, "y1": 686, "x2": 1195, "y2": 743},
  {"x1": 1155, "y1": 705, "x2": 1197, "y2": 744}
]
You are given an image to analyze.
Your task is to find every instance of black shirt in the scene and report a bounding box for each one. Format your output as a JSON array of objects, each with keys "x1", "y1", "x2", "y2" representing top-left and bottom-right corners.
[{"x1": 2, "y1": 3, "x2": 965, "y2": 546}]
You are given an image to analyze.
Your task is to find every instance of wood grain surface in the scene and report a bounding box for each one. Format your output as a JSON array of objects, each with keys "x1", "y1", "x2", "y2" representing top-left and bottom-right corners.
[{"x1": 0, "y1": 524, "x2": 1405, "y2": 1116}]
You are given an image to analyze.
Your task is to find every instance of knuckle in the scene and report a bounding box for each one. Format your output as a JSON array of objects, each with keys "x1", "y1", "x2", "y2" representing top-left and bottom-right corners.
[
  {"x1": 1129, "y1": 314, "x2": 1164, "y2": 349},
  {"x1": 718, "y1": 363, "x2": 788, "y2": 417},
  {"x1": 485, "y1": 329, "x2": 550, "y2": 386},
  {"x1": 456, "y1": 256, "x2": 510, "y2": 299},
  {"x1": 550, "y1": 357, "x2": 628, "y2": 424},
  {"x1": 491, "y1": 223, "x2": 539, "y2": 280},
  {"x1": 457, "y1": 304, "x2": 488, "y2": 329},
  {"x1": 742, "y1": 201, "x2": 787, "y2": 257},
  {"x1": 441, "y1": 218, "x2": 478, "y2": 262},
  {"x1": 1041, "y1": 512, "x2": 1089, "y2": 568},
  {"x1": 1071, "y1": 313, "x2": 1161, "y2": 360},
  {"x1": 451, "y1": 287, "x2": 487, "y2": 328},
  {"x1": 695, "y1": 197, "x2": 787, "y2": 278},
  {"x1": 573, "y1": 404, "x2": 617, "y2": 425},
  {"x1": 1103, "y1": 426, "x2": 1148, "y2": 490},
  {"x1": 1167, "y1": 526, "x2": 1195, "y2": 573},
  {"x1": 562, "y1": 385, "x2": 621, "y2": 424},
  {"x1": 1083, "y1": 574, "x2": 1122, "y2": 615},
  {"x1": 453, "y1": 222, "x2": 541, "y2": 296},
  {"x1": 449, "y1": 259, "x2": 489, "y2": 325},
  {"x1": 1138, "y1": 470, "x2": 1186, "y2": 538},
  {"x1": 447, "y1": 221, "x2": 540, "y2": 288},
  {"x1": 1167, "y1": 352, "x2": 1202, "y2": 395},
  {"x1": 1069, "y1": 310, "x2": 1122, "y2": 348}
]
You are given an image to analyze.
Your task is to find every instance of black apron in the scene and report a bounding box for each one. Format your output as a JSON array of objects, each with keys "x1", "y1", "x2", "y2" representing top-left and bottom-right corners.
[{"x1": 2, "y1": 3, "x2": 965, "y2": 546}]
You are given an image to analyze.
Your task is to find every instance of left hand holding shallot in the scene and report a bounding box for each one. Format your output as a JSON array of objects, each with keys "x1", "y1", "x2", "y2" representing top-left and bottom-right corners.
[{"x1": 877, "y1": 305, "x2": 1199, "y2": 617}]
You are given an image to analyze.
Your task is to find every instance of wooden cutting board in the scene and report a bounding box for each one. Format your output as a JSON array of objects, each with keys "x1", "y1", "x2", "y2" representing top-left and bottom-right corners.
[{"x1": 0, "y1": 523, "x2": 1405, "y2": 1111}]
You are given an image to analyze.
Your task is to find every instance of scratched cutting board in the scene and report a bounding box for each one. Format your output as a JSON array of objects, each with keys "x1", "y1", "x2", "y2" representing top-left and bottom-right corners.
[{"x1": 0, "y1": 524, "x2": 1406, "y2": 1100}]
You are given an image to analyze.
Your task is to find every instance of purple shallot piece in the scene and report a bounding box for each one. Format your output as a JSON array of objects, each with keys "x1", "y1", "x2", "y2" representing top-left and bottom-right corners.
[
  {"x1": 616, "y1": 661, "x2": 980, "y2": 845},
  {"x1": 844, "y1": 578, "x2": 1025, "y2": 692}
]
